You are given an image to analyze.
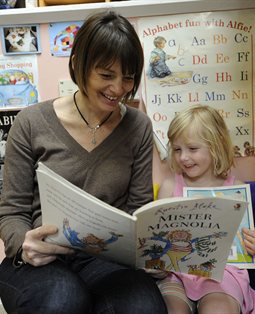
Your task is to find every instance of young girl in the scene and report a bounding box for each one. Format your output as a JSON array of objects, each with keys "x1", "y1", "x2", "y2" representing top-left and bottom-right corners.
[{"x1": 157, "y1": 105, "x2": 255, "y2": 314}]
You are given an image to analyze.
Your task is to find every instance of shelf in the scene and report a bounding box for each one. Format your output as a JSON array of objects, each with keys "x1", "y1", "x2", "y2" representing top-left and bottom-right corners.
[{"x1": 0, "y1": 0, "x2": 254, "y2": 25}]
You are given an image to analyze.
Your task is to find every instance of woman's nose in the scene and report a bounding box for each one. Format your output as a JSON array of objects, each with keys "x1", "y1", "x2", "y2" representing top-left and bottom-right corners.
[{"x1": 110, "y1": 79, "x2": 125, "y2": 95}]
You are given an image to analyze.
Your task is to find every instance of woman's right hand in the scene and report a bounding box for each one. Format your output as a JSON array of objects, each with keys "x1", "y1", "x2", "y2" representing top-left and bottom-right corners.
[
  {"x1": 22, "y1": 225, "x2": 74, "y2": 267},
  {"x1": 143, "y1": 268, "x2": 168, "y2": 279}
]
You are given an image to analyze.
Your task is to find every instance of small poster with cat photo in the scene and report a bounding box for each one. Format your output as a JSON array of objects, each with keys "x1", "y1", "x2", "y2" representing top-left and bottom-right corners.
[{"x1": 0, "y1": 25, "x2": 41, "y2": 55}]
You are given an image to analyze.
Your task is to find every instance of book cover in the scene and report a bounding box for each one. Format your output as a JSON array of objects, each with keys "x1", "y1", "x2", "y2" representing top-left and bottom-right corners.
[
  {"x1": 37, "y1": 163, "x2": 247, "y2": 281},
  {"x1": 184, "y1": 185, "x2": 255, "y2": 269}
]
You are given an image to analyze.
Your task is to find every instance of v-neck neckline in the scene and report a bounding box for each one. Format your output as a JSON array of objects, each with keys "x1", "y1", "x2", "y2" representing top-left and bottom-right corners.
[{"x1": 41, "y1": 100, "x2": 130, "y2": 156}]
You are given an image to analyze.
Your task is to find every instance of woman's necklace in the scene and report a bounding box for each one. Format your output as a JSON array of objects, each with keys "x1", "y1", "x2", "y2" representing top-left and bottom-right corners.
[{"x1": 73, "y1": 91, "x2": 113, "y2": 145}]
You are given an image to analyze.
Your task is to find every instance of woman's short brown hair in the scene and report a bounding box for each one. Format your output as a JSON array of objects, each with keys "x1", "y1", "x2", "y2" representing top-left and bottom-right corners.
[{"x1": 69, "y1": 11, "x2": 144, "y2": 102}]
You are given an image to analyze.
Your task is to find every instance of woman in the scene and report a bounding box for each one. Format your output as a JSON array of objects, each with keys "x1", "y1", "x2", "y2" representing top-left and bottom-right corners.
[{"x1": 0, "y1": 11, "x2": 167, "y2": 314}]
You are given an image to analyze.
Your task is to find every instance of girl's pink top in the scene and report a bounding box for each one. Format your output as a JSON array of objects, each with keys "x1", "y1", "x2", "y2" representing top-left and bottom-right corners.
[
  {"x1": 173, "y1": 173, "x2": 235, "y2": 196},
  {"x1": 168, "y1": 174, "x2": 255, "y2": 314}
]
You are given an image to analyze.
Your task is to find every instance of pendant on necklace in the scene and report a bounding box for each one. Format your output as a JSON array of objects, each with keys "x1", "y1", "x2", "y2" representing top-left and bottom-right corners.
[
  {"x1": 90, "y1": 125, "x2": 100, "y2": 145},
  {"x1": 73, "y1": 91, "x2": 113, "y2": 146}
]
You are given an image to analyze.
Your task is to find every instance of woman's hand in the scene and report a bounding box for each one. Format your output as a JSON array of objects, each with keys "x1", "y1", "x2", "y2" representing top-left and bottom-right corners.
[
  {"x1": 143, "y1": 268, "x2": 168, "y2": 279},
  {"x1": 242, "y1": 227, "x2": 255, "y2": 256},
  {"x1": 22, "y1": 225, "x2": 74, "y2": 267}
]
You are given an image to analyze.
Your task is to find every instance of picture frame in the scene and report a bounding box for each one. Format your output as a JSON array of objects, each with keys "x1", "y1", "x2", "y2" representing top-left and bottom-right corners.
[{"x1": 0, "y1": 24, "x2": 41, "y2": 55}]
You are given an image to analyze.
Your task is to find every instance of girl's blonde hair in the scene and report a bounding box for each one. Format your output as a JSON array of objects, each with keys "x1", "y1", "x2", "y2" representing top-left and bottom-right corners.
[{"x1": 167, "y1": 105, "x2": 234, "y2": 178}]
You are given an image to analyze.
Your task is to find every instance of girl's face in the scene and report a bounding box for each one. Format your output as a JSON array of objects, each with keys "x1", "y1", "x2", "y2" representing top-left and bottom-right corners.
[
  {"x1": 85, "y1": 61, "x2": 135, "y2": 112},
  {"x1": 172, "y1": 131, "x2": 214, "y2": 181}
]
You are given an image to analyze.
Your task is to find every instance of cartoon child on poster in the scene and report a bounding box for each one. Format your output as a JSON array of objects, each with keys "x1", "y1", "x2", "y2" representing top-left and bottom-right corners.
[
  {"x1": 147, "y1": 36, "x2": 193, "y2": 87},
  {"x1": 149, "y1": 36, "x2": 176, "y2": 78}
]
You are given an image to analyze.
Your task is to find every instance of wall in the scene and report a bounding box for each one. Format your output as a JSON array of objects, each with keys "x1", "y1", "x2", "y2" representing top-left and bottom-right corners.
[{"x1": 37, "y1": 24, "x2": 70, "y2": 100}]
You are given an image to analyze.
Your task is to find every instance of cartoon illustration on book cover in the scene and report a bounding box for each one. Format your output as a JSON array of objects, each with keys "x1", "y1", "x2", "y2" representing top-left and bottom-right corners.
[
  {"x1": 62, "y1": 218, "x2": 123, "y2": 254},
  {"x1": 185, "y1": 186, "x2": 255, "y2": 267},
  {"x1": 138, "y1": 229, "x2": 227, "y2": 278}
]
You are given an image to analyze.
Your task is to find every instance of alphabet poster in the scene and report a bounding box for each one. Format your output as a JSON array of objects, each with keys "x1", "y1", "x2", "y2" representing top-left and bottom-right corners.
[{"x1": 137, "y1": 9, "x2": 255, "y2": 160}]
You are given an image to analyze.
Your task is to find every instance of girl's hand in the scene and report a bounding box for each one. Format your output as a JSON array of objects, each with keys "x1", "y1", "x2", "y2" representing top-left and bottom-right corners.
[
  {"x1": 22, "y1": 225, "x2": 74, "y2": 267},
  {"x1": 242, "y1": 228, "x2": 255, "y2": 256}
]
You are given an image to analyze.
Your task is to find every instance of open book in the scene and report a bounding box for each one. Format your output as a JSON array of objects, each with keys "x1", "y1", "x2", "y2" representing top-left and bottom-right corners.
[
  {"x1": 184, "y1": 185, "x2": 255, "y2": 269},
  {"x1": 37, "y1": 162, "x2": 247, "y2": 282}
]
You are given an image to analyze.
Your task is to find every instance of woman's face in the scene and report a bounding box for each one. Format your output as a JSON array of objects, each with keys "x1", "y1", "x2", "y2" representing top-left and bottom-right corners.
[{"x1": 85, "y1": 61, "x2": 135, "y2": 112}]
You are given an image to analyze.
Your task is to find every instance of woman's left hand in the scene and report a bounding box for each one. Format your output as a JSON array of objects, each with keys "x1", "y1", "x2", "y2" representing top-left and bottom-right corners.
[
  {"x1": 22, "y1": 225, "x2": 74, "y2": 267},
  {"x1": 242, "y1": 228, "x2": 255, "y2": 256}
]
